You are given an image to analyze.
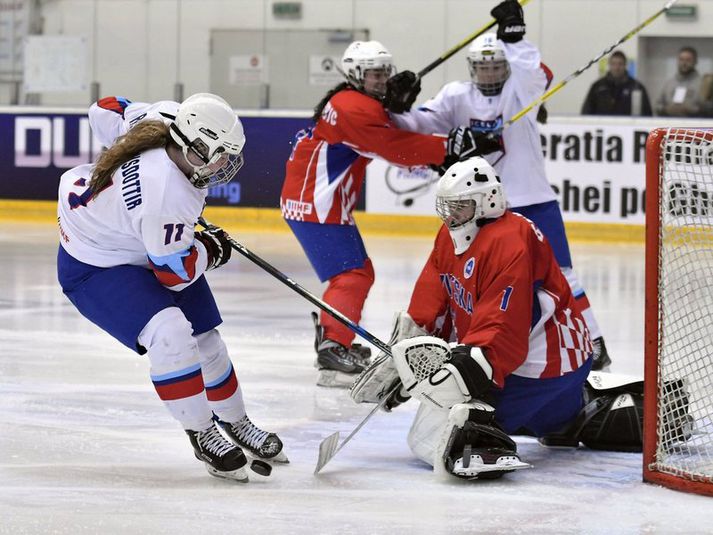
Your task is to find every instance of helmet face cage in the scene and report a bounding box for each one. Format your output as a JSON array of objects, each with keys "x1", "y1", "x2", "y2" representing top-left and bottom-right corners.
[
  {"x1": 436, "y1": 197, "x2": 478, "y2": 229},
  {"x1": 468, "y1": 59, "x2": 510, "y2": 96},
  {"x1": 467, "y1": 34, "x2": 510, "y2": 96},
  {"x1": 189, "y1": 150, "x2": 244, "y2": 189}
]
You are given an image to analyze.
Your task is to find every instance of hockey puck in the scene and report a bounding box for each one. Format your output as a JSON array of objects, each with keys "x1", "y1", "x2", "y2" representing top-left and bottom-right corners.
[{"x1": 250, "y1": 459, "x2": 272, "y2": 477}]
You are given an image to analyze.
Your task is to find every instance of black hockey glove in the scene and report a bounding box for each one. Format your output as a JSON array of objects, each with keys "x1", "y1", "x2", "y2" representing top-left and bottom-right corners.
[
  {"x1": 491, "y1": 0, "x2": 526, "y2": 43},
  {"x1": 536, "y1": 103, "x2": 548, "y2": 124},
  {"x1": 384, "y1": 70, "x2": 421, "y2": 114},
  {"x1": 195, "y1": 226, "x2": 232, "y2": 270},
  {"x1": 438, "y1": 126, "x2": 502, "y2": 175},
  {"x1": 384, "y1": 385, "x2": 411, "y2": 412},
  {"x1": 448, "y1": 345, "x2": 494, "y2": 399}
]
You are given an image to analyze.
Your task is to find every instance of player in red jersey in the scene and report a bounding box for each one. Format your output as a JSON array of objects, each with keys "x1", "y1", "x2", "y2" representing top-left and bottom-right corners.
[
  {"x1": 280, "y1": 40, "x2": 501, "y2": 387},
  {"x1": 352, "y1": 156, "x2": 654, "y2": 479}
]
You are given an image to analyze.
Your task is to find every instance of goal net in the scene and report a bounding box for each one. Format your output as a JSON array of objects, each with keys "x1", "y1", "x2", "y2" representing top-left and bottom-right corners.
[{"x1": 644, "y1": 127, "x2": 713, "y2": 496}]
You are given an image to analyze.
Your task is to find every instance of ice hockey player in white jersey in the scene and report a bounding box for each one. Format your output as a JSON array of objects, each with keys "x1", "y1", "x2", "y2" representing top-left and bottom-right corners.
[
  {"x1": 57, "y1": 93, "x2": 287, "y2": 482},
  {"x1": 390, "y1": 0, "x2": 612, "y2": 371}
]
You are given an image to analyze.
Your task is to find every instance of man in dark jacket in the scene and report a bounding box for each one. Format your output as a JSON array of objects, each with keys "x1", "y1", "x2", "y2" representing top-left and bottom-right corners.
[{"x1": 581, "y1": 50, "x2": 652, "y2": 116}]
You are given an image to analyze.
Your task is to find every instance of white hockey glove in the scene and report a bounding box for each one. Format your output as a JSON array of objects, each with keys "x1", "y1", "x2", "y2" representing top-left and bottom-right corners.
[
  {"x1": 392, "y1": 338, "x2": 494, "y2": 410},
  {"x1": 350, "y1": 311, "x2": 427, "y2": 407}
]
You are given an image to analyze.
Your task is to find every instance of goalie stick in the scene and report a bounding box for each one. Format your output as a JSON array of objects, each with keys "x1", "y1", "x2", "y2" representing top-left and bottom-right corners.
[{"x1": 197, "y1": 216, "x2": 398, "y2": 473}]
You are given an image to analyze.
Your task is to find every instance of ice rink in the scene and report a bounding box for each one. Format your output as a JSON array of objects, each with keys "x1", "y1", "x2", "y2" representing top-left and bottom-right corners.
[{"x1": 2, "y1": 221, "x2": 712, "y2": 534}]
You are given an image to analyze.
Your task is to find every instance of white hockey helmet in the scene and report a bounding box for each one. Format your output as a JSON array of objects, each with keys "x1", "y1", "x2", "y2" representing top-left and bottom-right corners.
[
  {"x1": 341, "y1": 40, "x2": 395, "y2": 93},
  {"x1": 466, "y1": 33, "x2": 510, "y2": 96},
  {"x1": 169, "y1": 93, "x2": 246, "y2": 189},
  {"x1": 436, "y1": 156, "x2": 506, "y2": 254}
]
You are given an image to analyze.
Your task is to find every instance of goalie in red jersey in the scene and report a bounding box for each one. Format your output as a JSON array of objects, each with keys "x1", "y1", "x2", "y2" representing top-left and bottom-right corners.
[
  {"x1": 351, "y1": 156, "x2": 654, "y2": 480},
  {"x1": 280, "y1": 40, "x2": 501, "y2": 387}
]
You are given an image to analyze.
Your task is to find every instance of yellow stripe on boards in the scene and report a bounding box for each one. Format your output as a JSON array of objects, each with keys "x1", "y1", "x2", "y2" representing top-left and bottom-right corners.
[{"x1": 0, "y1": 199, "x2": 644, "y2": 242}]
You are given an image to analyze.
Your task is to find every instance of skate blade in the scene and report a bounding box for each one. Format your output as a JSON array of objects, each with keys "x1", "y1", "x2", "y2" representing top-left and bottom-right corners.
[
  {"x1": 268, "y1": 450, "x2": 290, "y2": 463},
  {"x1": 453, "y1": 454, "x2": 532, "y2": 477},
  {"x1": 246, "y1": 450, "x2": 290, "y2": 464},
  {"x1": 316, "y1": 369, "x2": 359, "y2": 388},
  {"x1": 204, "y1": 463, "x2": 250, "y2": 483}
]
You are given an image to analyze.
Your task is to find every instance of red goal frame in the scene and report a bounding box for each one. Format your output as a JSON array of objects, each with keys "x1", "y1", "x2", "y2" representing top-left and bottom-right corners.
[{"x1": 643, "y1": 127, "x2": 713, "y2": 497}]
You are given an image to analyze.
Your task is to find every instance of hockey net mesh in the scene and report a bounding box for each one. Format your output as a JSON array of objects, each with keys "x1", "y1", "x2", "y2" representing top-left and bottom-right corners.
[{"x1": 652, "y1": 128, "x2": 713, "y2": 484}]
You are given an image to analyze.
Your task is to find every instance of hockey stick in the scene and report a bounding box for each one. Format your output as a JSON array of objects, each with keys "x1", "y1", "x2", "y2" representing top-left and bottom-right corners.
[
  {"x1": 198, "y1": 216, "x2": 390, "y2": 356},
  {"x1": 503, "y1": 0, "x2": 679, "y2": 128},
  {"x1": 416, "y1": 0, "x2": 532, "y2": 80},
  {"x1": 197, "y1": 216, "x2": 397, "y2": 472},
  {"x1": 315, "y1": 382, "x2": 400, "y2": 474}
]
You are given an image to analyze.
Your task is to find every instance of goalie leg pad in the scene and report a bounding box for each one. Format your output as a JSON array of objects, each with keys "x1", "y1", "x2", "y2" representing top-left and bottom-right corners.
[
  {"x1": 578, "y1": 393, "x2": 643, "y2": 452},
  {"x1": 434, "y1": 401, "x2": 531, "y2": 480}
]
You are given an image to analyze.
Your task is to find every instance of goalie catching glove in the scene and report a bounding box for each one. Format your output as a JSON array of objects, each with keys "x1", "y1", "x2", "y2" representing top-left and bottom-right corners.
[
  {"x1": 195, "y1": 225, "x2": 232, "y2": 270},
  {"x1": 384, "y1": 70, "x2": 421, "y2": 114},
  {"x1": 391, "y1": 337, "x2": 494, "y2": 410},
  {"x1": 350, "y1": 311, "x2": 427, "y2": 409}
]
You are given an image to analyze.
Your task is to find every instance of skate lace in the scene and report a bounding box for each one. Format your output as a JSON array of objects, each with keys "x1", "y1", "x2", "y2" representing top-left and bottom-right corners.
[
  {"x1": 233, "y1": 416, "x2": 268, "y2": 449},
  {"x1": 200, "y1": 425, "x2": 235, "y2": 456}
]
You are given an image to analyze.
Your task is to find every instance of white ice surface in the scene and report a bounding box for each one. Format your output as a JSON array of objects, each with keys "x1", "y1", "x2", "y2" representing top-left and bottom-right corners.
[{"x1": 1, "y1": 222, "x2": 712, "y2": 535}]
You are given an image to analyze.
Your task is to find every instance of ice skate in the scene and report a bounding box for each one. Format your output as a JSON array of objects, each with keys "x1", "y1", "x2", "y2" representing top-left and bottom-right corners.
[
  {"x1": 591, "y1": 337, "x2": 612, "y2": 371},
  {"x1": 312, "y1": 312, "x2": 366, "y2": 387},
  {"x1": 217, "y1": 415, "x2": 289, "y2": 463},
  {"x1": 186, "y1": 422, "x2": 249, "y2": 482}
]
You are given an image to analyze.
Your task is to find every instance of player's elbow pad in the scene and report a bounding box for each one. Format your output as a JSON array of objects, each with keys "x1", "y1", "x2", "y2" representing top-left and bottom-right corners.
[{"x1": 448, "y1": 345, "x2": 493, "y2": 399}]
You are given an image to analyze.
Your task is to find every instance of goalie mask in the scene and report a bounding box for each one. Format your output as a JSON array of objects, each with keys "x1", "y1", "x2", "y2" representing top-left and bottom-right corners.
[
  {"x1": 467, "y1": 33, "x2": 510, "y2": 96},
  {"x1": 169, "y1": 93, "x2": 246, "y2": 189},
  {"x1": 341, "y1": 40, "x2": 395, "y2": 99},
  {"x1": 436, "y1": 157, "x2": 506, "y2": 255}
]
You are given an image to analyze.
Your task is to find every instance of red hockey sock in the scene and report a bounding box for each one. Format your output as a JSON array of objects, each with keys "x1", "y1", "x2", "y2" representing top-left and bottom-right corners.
[{"x1": 321, "y1": 259, "x2": 375, "y2": 347}]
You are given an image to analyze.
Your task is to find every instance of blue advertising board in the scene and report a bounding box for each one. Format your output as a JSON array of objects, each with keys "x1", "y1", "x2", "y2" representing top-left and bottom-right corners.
[{"x1": 0, "y1": 110, "x2": 363, "y2": 210}]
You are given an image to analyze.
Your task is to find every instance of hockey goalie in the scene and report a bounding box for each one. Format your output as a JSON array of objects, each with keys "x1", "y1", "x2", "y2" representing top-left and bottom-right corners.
[{"x1": 350, "y1": 156, "x2": 680, "y2": 480}]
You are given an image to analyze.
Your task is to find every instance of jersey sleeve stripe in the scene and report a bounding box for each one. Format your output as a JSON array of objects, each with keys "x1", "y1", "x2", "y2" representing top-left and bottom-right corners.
[
  {"x1": 97, "y1": 96, "x2": 132, "y2": 117},
  {"x1": 148, "y1": 247, "x2": 199, "y2": 287},
  {"x1": 540, "y1": 62, "x2": 554, "y2": 89}
]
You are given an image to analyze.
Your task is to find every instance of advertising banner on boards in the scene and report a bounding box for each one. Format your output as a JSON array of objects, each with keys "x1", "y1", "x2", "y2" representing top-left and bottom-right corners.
[
  {"x1": 1, "y1": 110, "x2": 312, "y2": 208},
  {"x1": 365, "y1": 122, "x2": 654, "y2": 225}
]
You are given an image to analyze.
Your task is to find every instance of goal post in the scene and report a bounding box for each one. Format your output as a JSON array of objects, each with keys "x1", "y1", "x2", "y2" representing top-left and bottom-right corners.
[{"x1": 644, "y1": 127, "x2": 713, "y2": 497}]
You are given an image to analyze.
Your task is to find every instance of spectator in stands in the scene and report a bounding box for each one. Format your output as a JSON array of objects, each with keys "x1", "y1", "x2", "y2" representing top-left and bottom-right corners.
[
  {"x1": 581, "y1": 50, "x2": 652, "y2": 116},
  {"x1": 656, "y1": 46, "x2": 702, "y2": 117}
]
